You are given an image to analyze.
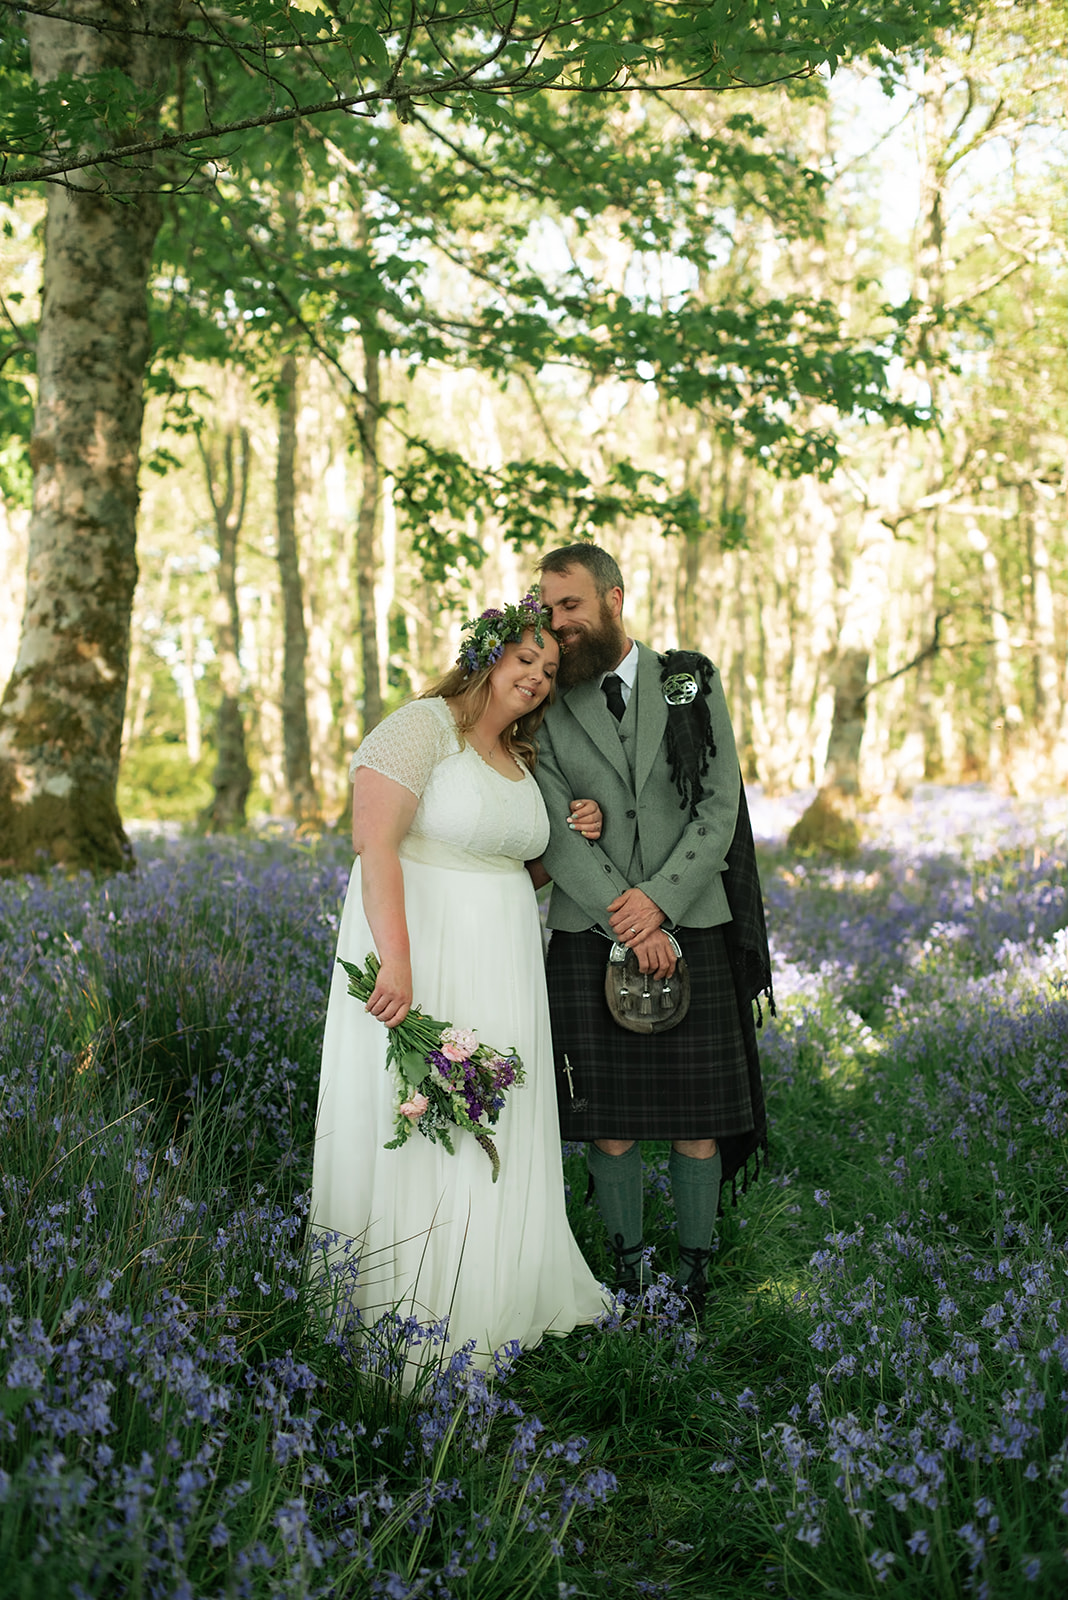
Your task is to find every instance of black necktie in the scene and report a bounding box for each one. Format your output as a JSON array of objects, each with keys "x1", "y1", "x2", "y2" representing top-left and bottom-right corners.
[{"x1": 602, "y1": 673, "x2": 626, "y2": 722}]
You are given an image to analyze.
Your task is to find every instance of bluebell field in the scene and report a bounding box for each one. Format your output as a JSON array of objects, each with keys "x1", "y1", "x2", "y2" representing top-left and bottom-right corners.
[{"x1": 0, "y1": 785, "x2": 1065, "y2": 1599}]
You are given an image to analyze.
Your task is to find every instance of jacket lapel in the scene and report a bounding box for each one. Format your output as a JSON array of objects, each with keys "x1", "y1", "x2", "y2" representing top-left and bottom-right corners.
[
  {"x1": 634, "y1": 644, "x2": 667, "y2": 797},
  {"x1": 561, "y1": 677, "x2": 631, "y2": 784}
]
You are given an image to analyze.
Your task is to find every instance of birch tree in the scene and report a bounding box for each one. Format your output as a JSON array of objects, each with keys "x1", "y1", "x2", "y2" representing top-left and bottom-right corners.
[
  {"x1": 0, "y1": 0, "x2": 975, "y2": 869},
  {"x1": 0, "y1": 0, "x2": 182, "y2": 871},
  {"x1": 197, "y1": 419, "x2": 253, "y2": 831},
  {"x1": 274, "y1": 350, "x2": 322, "y2": 827}
]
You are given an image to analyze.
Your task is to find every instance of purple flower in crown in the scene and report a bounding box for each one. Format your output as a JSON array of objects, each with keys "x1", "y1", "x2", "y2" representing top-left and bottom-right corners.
[{"x1": 455, "y1": 588, "x2": 551, "y2": 674}]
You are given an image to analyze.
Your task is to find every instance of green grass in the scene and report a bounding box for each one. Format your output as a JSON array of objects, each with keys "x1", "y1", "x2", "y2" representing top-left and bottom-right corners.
[{"x1": 1, "y1": 831, "x2": 1066, "y2": 1598}]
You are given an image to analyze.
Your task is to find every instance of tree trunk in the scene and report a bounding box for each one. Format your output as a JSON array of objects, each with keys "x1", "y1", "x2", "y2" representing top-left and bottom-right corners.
[
  {"x1": 979, "y1": 526, "x2": 1019, "y2": 788},
  {"x1": 1022, "y1": 479, "x2": 1061, "y2": 758},
  {"x1": 0, "y1": 2, "x2": 181, "y2": 873},
  {"x1": 787, "y1": 641, "x2": 867, "y2": 856},
  {"x1": 125, "y1": 656, "x2": 154, "y2": 750},
  {"x1": 123, "y1": 554, "x2": 173, "y2": 750},
  {"x1": 179, "y1": 586, "x2": 202, "y2": 765},
  {"x1": 198, "y1": 424, "x2": 253, "y2": 831},
  {"x1": 676, "y1": 527, "x2": 702, "y2": 649},
  {"x1": 275, "y1": 352, "x2": 322, "y2": 828},
  {"x1": 822, "y1": 648, "x2": 871, "y2": 799},
  {"x1": 353, "y1": 324, "x2": 384, "y2": 732},
  {"x1": 788, "y1": 507, "x2": 893, "y2": 854}
]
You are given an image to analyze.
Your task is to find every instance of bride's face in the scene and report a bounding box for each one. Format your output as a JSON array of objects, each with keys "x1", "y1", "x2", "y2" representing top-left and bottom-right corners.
[{"x1": 489, "y1": 630, "x2": 560, "y2": 716}]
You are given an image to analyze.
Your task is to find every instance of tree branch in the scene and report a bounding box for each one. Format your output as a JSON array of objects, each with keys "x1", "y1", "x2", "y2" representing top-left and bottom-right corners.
[
  {"x1": 406, "y1": 107, "x2": 546, "y2": 199},
  {"x1": 1, "y1": 0, "x2": 217, "y2": 46},
  {"x1": 860, "y1": 611, "x2": 951, "y2": 701}
]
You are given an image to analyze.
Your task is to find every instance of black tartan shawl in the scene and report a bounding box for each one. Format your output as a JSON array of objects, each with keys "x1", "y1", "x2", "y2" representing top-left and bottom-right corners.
[
  {"x1": 659, "y1": 650, "x2": 775, "y2": 1023},
  {"x1": 723, "y1": 782, "x2": 776, "y2": 1024}
]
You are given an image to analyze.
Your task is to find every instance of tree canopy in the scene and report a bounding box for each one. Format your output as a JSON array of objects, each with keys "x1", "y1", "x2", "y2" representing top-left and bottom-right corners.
[
  {"x1": 1, "y1": 0, "x2": 969, "y2": 188},
  {"x1": 7, "y1": 0, "x2": 1050, "y2": 876}
]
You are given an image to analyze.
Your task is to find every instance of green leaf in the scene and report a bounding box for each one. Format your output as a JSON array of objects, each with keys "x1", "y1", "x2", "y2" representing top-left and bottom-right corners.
[
  {"x1": 347, "y1": 22, "x2": 390, "y2": 73},
  {"x1": 579, "y1": 44, "x2": 624, "y2": 88},
  {"x1": 396, "y1": 1048, "x2": 431, "y2": 1088}
]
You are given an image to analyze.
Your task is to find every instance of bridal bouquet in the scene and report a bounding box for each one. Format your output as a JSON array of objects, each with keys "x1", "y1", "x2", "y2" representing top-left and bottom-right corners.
[{"x1": 338, "y1": 952, "x2": 525, "y2": 1182}]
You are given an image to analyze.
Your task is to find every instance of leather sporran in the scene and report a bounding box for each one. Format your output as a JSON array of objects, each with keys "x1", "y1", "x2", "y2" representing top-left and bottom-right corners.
[{"x1": 604, "y1": 932, "x2": 690, "y2": 1034}]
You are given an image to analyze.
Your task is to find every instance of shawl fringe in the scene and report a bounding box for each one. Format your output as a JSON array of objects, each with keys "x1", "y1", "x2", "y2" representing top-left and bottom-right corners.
[{"x1": 659, "y1": 650, "x2": 717, "y2": 821}]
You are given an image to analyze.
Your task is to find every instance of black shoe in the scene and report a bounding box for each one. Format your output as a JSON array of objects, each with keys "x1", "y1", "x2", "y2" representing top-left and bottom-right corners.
[
  {"x1": 609, "y1": 1233, "x2": 645, "y2": 1296},
  {"x1": 673, "y1": 1244, "x2": 711, "y2": 1321}
]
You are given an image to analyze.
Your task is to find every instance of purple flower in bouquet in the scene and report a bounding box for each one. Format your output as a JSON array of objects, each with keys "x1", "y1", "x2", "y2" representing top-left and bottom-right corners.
[{"x1": 338, "y1": 954, "x2": 526, "y2": 1181}]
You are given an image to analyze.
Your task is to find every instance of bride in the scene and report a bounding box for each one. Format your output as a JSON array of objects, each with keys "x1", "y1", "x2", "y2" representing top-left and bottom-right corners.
[{"x1": 310, "y1": 592, "x2": 608, "y2": 1379}]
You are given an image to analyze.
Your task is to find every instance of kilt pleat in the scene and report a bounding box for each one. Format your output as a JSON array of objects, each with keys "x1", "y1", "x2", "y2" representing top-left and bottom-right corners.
[{"x1": 547, "y1": 925, "x2": 767, "y2": 1181}]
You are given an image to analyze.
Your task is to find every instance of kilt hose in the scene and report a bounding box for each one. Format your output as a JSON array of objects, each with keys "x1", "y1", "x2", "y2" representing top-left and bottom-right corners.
[{"x1": 547, "y1": 924, "x2": 768, "y2": 1189}]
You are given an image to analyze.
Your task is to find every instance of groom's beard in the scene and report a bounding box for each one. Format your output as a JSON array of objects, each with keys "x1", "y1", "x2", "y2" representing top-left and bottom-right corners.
[{"x1": 556, "y1": 603, "x2": 629, "y2": 689}]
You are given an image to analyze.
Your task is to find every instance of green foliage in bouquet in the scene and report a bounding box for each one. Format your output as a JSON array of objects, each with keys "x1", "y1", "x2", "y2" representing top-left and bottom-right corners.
[{"x1": 338, "y1": 952, "x2": 525, "y2": 1181}]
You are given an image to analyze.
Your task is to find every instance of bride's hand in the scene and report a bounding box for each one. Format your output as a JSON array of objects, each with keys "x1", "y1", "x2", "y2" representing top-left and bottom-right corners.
[
  {"x1": 365, "y1": 960, "x2": 413, "y2": 1028},
  {"x1": 567, "y1": 797, "x2": 603, "y2": 840}
]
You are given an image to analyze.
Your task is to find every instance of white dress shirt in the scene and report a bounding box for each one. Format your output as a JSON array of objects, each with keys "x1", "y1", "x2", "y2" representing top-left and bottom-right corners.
[{"x1": 599, "y1": 640, "x2": 639, "y2": 708}]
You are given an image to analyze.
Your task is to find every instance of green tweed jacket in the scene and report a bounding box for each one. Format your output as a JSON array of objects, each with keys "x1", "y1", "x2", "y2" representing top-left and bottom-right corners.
[{"x1": 534, "y1": 642, "x2": 741, "y2": 937}]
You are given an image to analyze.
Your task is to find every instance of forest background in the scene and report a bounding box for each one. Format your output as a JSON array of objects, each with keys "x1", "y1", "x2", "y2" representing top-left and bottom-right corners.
[{"x1": 0, "y1": 0, "x2": 1065, "y2": 857}]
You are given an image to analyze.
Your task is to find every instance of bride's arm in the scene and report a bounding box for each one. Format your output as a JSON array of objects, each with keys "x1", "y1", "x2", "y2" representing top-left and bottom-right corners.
[
  {"x1": 526, "y1": 858, "x2": 551, "y2": 890},
  {"x1": 352, "y1": 767, "x2": 420, "y2": 1027}
]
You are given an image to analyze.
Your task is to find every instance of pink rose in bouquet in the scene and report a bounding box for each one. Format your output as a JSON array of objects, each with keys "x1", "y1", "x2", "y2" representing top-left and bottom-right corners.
[{"x1": 440, "y1": 1026, "x2": 480, "y2": 1061}]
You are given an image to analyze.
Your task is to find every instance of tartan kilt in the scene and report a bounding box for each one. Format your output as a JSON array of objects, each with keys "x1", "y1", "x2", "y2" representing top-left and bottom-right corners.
[{"x1": 546, "y1": 925, "x2": 767, "y2": 1180}]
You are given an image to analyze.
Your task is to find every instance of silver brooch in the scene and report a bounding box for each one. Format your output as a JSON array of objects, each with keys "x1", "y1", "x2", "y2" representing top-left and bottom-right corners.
[{"x1": 663, "y1": 673, "x2": 699, "y2": 706}]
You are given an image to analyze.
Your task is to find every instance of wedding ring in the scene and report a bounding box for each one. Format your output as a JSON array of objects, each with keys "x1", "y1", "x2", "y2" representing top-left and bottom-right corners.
[{"x1": 630, "y1": 925, "x2": 637, "y2": 933}]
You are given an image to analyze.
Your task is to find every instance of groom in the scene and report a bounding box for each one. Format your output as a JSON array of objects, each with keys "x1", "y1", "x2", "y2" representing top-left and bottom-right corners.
[{"x1": 533, "y1": 543, "x2": 771, "y2": 1312}]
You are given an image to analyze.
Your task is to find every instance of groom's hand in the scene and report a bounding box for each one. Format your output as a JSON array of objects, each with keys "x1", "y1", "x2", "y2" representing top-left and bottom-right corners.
[
  {"x1": 607, "y1": 886, "x2": 664, "y2": 945},
  {"x1": 628, "y1": 928, "x2": 677, "y2": 979}
]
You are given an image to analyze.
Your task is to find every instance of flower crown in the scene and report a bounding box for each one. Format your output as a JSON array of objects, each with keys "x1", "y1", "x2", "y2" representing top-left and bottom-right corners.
[{"x1": 457, "y1": 589, "x2": 551, "y2": 675}]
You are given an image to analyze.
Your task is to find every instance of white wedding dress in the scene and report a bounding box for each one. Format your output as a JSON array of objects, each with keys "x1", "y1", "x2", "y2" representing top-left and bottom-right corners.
[{"x1": 310, "y1": 696, "x2": 608, "y2": 1380}]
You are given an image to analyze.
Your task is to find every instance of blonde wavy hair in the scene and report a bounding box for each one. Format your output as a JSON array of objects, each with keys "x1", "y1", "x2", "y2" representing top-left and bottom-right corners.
[{"x1": 419, "y1": 628, "x2": 560, "y2": 770}]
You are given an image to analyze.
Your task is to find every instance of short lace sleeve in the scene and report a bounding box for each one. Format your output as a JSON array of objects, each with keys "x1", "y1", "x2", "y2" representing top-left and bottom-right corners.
[{"x1": 349, "y1": 699, "x2": 458, "y2": 797}]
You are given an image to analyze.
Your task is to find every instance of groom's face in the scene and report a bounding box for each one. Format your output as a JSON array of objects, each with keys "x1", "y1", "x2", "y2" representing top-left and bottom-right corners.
[{"x1": 539, "y1": 565, "x2": 628, "y2": 688}]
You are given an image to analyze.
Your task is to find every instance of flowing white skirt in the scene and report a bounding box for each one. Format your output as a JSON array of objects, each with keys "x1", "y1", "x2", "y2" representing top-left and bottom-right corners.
[{"x1": 310, "y1": 847, "x2": 608, "y2": 1377}]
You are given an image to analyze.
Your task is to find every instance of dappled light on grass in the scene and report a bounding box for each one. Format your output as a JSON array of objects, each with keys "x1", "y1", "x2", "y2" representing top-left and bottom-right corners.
[{"x1": 0, "y1": 796, "x2": 1065, "y2": 1596}]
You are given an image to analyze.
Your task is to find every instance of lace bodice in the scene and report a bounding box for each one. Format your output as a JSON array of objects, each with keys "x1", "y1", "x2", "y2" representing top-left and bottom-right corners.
[{"x1": 350, "y1": 697, "x2": 549, "y2": 864}]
